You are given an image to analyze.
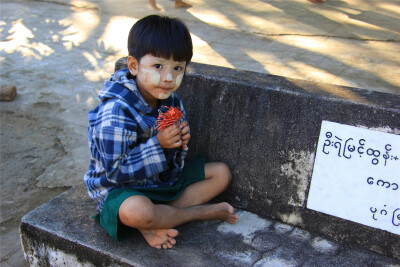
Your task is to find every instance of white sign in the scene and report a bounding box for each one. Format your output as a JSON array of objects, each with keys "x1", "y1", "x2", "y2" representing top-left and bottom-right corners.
[{"x1": 307, "y1": 121, "x2": 400, "y2": 235}]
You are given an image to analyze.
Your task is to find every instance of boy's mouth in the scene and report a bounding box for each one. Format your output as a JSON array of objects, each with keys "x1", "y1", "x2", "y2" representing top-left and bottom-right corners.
[
  {"x1": 159, "y1": 87, "x2": 173, "y2": 91},
  {"x1": 158, "y1": 89, "x2": 174, "y2": 99}
]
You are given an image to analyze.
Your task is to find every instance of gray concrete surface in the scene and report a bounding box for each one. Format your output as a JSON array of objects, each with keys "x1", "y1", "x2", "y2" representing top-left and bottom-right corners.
[
  {"x1": 20, "y1": 62, "x2": 400, "y2": 266},
  {"x1": 0, "y1": 0, "x2": 399, "y2": 266},
  {"x1": 177, "y1": 63, "x2": 400, "y2": 260},
  {"x1": 20, "y1": 184, "x2": 400, "y2": 267}
]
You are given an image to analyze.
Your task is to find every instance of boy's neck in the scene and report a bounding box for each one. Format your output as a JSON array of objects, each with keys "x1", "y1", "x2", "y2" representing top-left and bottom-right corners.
[
  {"x1": 150, "y1": 99, "x2": 161, "y2": 109},
  {"x1": 142, "y1": 95, "x2": 160, "y2": 109}
]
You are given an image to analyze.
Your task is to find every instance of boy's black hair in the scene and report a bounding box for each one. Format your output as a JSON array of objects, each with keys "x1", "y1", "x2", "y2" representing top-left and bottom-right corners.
[{"x1": 128, "y1": 15, "x2": 193, "y2": 64}]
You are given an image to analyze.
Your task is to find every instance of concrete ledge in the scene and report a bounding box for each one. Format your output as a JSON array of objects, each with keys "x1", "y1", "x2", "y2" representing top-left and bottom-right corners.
[
  {"x1": 20, "y1": 184, "x2": 399, "y2": 266},
  {"x1": 21, "y1": 62, "x2": 400, "y2": 263},
  {"x1": 175, "y1": 62, "x2": 400, "y2": 260}
]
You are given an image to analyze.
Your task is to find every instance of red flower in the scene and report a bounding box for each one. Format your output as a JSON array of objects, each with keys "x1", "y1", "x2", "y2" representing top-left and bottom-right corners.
[{"x1": 155, "y1": 106, "x2": 184, "y2": 131}]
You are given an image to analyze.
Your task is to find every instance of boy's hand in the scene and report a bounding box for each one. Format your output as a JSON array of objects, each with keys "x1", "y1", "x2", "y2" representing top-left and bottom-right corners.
[
  {"x1": 180, "y1": 121, "x2": 190, "y2": 149},
  {"x1": 156, "y1": 121, "x2": 190, "y2": 149},
  {"x1": 157, "y1": 124, "x2": 183, "y2": 149}
]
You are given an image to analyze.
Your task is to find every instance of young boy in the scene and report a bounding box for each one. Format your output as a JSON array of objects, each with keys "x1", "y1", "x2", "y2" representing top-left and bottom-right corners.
[{"x1": 83, "y1": 15, "x2": 238, "y2": 250}]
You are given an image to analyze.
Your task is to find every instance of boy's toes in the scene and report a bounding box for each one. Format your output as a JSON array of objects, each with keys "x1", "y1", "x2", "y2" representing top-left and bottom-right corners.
[
  {"x1": 227, "y1": 214, "x2": 239, "y2": 224},
  {"x1": 167, "y1": 229, "x2": 179, "y2": 237},
  {"x1": 168, "y1": 236, "x2": 177, "y2": 245},
  {"x1": 161, "y1": 240, "x2": 174, "y2": 249},
  {"x1": 167, "y1": 241, "x2": 174, "y2": 249}
]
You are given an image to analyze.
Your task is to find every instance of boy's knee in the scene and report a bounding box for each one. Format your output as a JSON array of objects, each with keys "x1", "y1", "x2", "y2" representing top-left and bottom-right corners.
[
  {"x1": 215, "y1": 162, "x2": 232, "y2": 187},
  {"x1": 119, "y1": 196, "x2": 157, "y2": 228},
  {"x1": 221, "y1": 162, "x2": 232, "y2": 179}
]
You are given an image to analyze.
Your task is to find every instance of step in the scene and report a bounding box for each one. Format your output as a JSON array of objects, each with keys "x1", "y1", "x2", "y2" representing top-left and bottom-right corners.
[{"x1": 20, "y1": 183, "x2": 399, "y2": 266}]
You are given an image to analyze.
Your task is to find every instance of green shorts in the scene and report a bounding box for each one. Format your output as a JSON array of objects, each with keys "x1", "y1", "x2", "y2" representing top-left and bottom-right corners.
[{"x1": 94, "y1": 153, "x2": 206, "y2": 241}]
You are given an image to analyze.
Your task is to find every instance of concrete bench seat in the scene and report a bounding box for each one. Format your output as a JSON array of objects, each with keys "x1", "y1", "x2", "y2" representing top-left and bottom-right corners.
[
  {"x1": 20, "y1": 183, "x2": 399, "y2": 266},
  {"x1": 21, "y1": 63, "x2": 400, "y2": 265}
]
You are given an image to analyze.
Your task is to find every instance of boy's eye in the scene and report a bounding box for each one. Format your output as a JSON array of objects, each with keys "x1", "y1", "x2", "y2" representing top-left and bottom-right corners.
[
  {"x1": 174, "y1": 66, "x2": 183, "y2": 71},
  {"x1": 154, "y1": 64, "x2": 163, "y2": 69}
]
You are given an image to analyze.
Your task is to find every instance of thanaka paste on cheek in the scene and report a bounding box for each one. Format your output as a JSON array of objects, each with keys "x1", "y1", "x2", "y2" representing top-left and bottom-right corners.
[
  {"x1": 173, "y1": 73, "x2": 184, "y2": 90},
  {"x1": 141, "y1": 68, "x2": 161, "y2": 86}
]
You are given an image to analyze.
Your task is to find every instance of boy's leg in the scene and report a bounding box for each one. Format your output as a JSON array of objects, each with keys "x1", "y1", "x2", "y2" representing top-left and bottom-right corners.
[
  {"x1": 119, "y1": 162, "x2": 238, "y2": 249},
  {"x1": 168, "y1": 162, "x2": 232, "y2": 208},
  {"x1": 119, "y1": 194, "x2": 237, "y2": 249}
]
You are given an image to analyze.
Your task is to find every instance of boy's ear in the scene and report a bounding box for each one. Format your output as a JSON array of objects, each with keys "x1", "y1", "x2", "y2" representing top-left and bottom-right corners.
[{"x1": 127, "y1": 56, "x2": 138, "y2": 76}]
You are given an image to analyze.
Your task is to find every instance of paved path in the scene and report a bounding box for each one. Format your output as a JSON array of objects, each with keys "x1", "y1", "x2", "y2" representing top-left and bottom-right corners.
[
  {"x1": 0, "y1": 0, "x2": 399, "y2": 266},
  {"x1": 136, "y1": 0, "x2": 400, "y2": 95},
  {"x1": 2, "y1": 0, "x2": 399, "y2": 94}
]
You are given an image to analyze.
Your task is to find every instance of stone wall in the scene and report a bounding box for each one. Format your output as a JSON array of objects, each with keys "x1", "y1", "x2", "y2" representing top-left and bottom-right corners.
[
  {"x1": 109, "y1": 60, "x2": 400, "y2": 258},
  {"x1": 173, "y1": 62, "x2": 400, "y2": 259}
]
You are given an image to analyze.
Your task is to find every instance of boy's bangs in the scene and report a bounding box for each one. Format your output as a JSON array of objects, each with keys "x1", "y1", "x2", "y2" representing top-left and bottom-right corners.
[
  {"x1": 152, "y1": 40, "x2": 191, "y2": 63},
  {"x1": 144, "y1": 26, "x2": 192, "y2": 63}
]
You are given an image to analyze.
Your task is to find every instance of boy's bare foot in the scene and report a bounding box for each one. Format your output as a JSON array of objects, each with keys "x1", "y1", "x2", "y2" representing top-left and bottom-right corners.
[
  {"x1": 139, "y1": 228, "x2": 179, "y2": 249},
  {"x1": 147, "y1": 0, "x2": 161, "y2": 10},
  {"x1": 136, "y1": 203, "x2": 237, "y2": 249},
  {"x1": 203, "y1": 202, "x2": 239, "y2": 224},
  {"x1": 175, "y1": 0, "x2": 192, "y2": 8}
]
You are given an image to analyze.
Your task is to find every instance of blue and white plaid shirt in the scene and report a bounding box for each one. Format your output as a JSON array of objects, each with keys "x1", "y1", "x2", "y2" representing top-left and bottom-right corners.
[{"x1": 83, "y1": 68, "x2": 188, "y2": 212}]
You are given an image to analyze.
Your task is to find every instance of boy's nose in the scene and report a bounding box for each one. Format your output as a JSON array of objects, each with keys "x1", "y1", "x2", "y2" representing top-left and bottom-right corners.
[{"x1": 164, "y1": 70, "x2": 173, "y2": 82}]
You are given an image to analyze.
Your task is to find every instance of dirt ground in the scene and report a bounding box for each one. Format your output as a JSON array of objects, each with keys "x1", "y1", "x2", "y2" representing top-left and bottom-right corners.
[
  {"x1": 0, "y1": 100, "x2": 92, "y2": 266},
  {"x1": 0, "y1": 109, "x2": 70, "y2": 266},
  {"x1": 0, "y1": 0, "x2": 123, "y2": 264},
  {"x1": 0, "y1": 2, "x2": 109, "y2": 263}
]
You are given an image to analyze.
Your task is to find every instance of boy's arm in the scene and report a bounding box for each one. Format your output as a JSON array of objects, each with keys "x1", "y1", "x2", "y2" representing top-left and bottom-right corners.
[
  {"x1": 174, "y1": 99, "x2": 190, "y2": 167},
  {"x1": 93, "y1": 125, "x2": 168, "y2": 184}
]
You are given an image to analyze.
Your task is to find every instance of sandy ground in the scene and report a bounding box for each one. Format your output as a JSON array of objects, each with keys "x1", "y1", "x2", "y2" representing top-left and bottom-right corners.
[
  {"x1": 0, "y1": 0, "x2": 399, "y2": 265},
  {"x1": 0, "y1": 2, "x2": 102, "y2": 265},
  {"x1": 1, "y1": 108, "x2": 71, "y2": 266}
]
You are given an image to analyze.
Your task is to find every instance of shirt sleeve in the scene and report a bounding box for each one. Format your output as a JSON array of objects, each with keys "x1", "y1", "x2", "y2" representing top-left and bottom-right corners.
[
  {"x1": 175, "y1": 97, "x2": 189, "y2": 168},
  {"x1": 92, "y1": 124, "x2": 169, "y2": 184}
]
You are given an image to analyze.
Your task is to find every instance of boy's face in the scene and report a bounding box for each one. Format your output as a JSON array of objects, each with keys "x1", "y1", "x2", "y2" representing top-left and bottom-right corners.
[{"x1": 128, "y1": 54, "x2": 186, "y2": 108}]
